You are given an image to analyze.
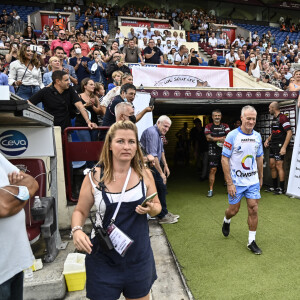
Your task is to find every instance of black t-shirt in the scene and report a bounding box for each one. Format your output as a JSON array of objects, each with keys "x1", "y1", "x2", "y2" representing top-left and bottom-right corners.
[
  {"x1": 144, "y1": 46, "x2": 163, "y2": 64},
  {"x1": 190, "y1": 127, "x2": 208, "y2": 152},
  {"x1": 270, "y1": 113, "x2": 291, "y2": 145},
  {"x1": 205, "y1": 122, "x2": 230, "y2": 151},
  {"x1": 208, "y1": 59, "x2": 221, "y2": 67},
  {"x1": 29, "y1": 85, "x2": 81, "y2": 131},
  {"x1": 69, "y1": 56, "x2": 90, "y2": 84},
  {"x1": 102, "y1": 95, "x2": 124, "y2": 127},
  {"x1": 75, "y1": 98, "x2": 98, "y2": 126}
]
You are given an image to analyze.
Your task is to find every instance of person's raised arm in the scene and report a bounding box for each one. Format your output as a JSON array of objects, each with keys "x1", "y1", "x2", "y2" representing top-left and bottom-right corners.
[
  {"x1": 136, "y1": 106, "x2": 154, "y2": 122},
  {"x1": 0, "y1": 172, "x2": 39, "y2": 218}
]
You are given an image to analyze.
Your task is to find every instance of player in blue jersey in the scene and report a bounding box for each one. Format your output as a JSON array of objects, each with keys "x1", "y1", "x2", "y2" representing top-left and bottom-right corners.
[{"x1": 221, "y1": 105, "x2": 264, "y2": 255}]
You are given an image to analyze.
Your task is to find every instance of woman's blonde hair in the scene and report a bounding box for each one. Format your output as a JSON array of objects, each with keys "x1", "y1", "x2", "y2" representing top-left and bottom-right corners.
[
  {"x1": 99, "y1": 121, "x2": 145, "y2": 184},
  {"x1": 18, "y1": 44, "x2": 40, "y2": 68},
  {"x1": 112, "y1": 70, "x2": 123, "y2": 80},
  {"x1": 48, "y1": 56, "x2": 60, "y2": 71}
]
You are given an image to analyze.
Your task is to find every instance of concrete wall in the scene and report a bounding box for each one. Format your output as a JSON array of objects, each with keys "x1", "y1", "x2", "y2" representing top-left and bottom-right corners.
[{"x1": 233, "y1": 67, "x2": 282, "y2": 90}]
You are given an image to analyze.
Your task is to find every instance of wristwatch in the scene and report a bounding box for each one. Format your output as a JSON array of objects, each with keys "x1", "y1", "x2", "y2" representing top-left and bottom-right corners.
[{"x1": 15, "y1": 186, "x2": 30, "y2": 201}]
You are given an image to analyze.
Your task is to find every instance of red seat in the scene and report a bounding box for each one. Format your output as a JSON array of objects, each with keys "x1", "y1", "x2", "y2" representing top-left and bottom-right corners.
[{"x1": 9, "y1": 159, "x2": 46, "y2": 244}]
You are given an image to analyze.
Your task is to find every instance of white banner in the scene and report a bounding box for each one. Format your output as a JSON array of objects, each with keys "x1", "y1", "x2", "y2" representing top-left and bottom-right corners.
[
  {"x1": 287, "y1": 110, "x2": 300, "y2": 198},
  {"x1": 132, "y1": 66, "x2": 230, "y2": 88},
  {"x1": 0, "y1": 127, "x2": 54, "y2": 158},
  {"x1": 133, "y1": 92, "x2": 153, "y2": 140}
]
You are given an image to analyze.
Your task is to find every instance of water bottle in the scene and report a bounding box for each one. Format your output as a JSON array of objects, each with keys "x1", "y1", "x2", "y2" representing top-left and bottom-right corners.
[
  {"x1": 24, "y1": 267, "x2": 33, "y2": 281},
  {"x1": 33, "y1": 196, "x2": 42, "y2": 209}
]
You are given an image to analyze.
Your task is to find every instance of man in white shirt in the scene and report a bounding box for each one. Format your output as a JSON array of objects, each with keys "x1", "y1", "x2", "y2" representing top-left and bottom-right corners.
[
  {"x1": 115, "y1": 28, "x2": 124, "y2": 41},
  {"x1": 163, "y1": 40, "x2": 173, "y2": 60},
  {"x1": 140, "y1": 29, "x2": 148, "y2": 40},
  {"x1": 174, "y1": 45, "x2": 188, "y2": 65},
  {"x1": 0, "y1": 153, "x2": 39, "y2": 299},
  {"x1": 156, "y1": 39, "x2": 164, "y2": 53},
  {"x1": 208, "y1": 33, "x2": 218, "y2": 48},
  {"x1": 225, "y1": 47, "x2": 239, "y2": 67},
  {"x1": 217, "y1": 33, "x2": 226, "y2": 48}
]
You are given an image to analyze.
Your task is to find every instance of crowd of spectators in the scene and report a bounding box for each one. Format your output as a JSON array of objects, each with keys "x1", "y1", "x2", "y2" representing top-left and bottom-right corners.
[{"x1": 0, "y1": 3, "x2": 300, "y2": 113}]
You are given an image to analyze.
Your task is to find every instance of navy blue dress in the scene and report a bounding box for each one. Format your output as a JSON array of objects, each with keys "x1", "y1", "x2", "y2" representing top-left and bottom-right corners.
[{"x1": 85, "y1": 179, "x2": 157, "y2": 300}]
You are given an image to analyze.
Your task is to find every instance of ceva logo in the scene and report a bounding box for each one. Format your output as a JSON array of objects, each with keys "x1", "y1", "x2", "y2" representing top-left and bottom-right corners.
[
  {"x1": 0, "y1": 130, "x2": 28, "y2": 156},
  {"x1": 241, "y1": 155, "x2": 254, "y2": 170}
]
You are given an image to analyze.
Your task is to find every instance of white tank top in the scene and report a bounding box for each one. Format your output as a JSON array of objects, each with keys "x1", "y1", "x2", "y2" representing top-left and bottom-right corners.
[
  {"x1": 251, "y1": 63, "x2": 261, "y2": 79},
  {"x1": 88, "y1": 172, "x2": 147, "y2": 230}
]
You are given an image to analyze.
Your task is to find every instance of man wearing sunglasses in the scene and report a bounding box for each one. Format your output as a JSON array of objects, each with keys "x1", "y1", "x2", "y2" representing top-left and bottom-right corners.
[{"x1": 50, "y1": 30, "x2": 73, "y2": 56}]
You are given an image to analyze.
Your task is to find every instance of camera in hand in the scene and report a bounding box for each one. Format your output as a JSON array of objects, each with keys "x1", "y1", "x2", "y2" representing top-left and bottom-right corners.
[{"x1": 89, "y1": 215, "x2": 114, "y2": 252}]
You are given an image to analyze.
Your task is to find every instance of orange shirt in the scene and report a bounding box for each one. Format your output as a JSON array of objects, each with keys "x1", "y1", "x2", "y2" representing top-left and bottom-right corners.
[{"x1": 235, "y1": 60, "x2": 247, "y2": 72}]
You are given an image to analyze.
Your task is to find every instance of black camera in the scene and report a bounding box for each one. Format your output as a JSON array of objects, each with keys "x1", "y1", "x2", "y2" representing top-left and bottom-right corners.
[{"x1": 89, "y1": 215, "x2": 114, "y2": 252}]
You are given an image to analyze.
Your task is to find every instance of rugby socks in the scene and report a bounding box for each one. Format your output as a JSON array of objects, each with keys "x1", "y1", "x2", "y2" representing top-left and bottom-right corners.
[
  {"x1": 272, "y1": 178, "x2": 278, "y2": 189},
  {"x1": 248, "y1": 231, "x2": 256, "y2": 244},
  {"x1": 224, "y1": 216, "x2": 231, "y2": 224},
  {"x1": 280, "y1": 181, "x2": 285, "y2": 191}
]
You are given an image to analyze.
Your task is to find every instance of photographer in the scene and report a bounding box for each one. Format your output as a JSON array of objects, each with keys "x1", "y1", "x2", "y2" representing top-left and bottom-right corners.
[
  {"x1": 88, "y1": 49, "x2": 105, "y2": 83},
  {"x1": 71, "y1": 121, "x2": 161, "y2": 300},
  {"x1": 188, "y1": 48, "x2": 203, "y2": 66},
  {"x1": 8, "y1": 44, "x2": 44, "y2": 101},
  {"x1": 174, "y1": 45, "x2": 189, "y2": 66},
  {"x1": 5, "y1": 43, "x2": 19, "y2": 64}
]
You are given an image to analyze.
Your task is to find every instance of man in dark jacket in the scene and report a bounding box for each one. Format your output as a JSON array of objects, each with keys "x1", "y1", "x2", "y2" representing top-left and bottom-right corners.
[{"x1": 105, "y1": 52, "x2": 130, "y2": 83}]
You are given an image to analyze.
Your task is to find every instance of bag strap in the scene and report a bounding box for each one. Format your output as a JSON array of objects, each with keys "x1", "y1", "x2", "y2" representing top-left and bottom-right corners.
[{"x1": 110, "y1": 167, "x2": 131, "y2": 224}]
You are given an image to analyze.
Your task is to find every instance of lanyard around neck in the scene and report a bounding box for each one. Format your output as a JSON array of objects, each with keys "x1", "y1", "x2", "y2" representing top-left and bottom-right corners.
[{"x1": 110, "y1": 167, "x2": 131, "y2": 224}]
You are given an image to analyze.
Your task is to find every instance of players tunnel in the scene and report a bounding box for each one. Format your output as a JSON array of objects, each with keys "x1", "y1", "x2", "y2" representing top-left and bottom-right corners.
[{"x1": 144, "y1": 88, "x2": 298, "y2": 186}]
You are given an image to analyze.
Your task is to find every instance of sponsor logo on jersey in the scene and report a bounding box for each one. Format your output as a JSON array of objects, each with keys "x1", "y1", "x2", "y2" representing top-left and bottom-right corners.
[
  {"x1": 241, "y1": 155, "x2": 254, "y2": 170},
  {"x1": 224, "y1": 141, "x2": 232, "y2": 150}
]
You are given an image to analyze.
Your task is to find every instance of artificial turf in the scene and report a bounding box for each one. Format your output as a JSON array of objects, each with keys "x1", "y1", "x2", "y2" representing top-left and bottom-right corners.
[{"x1": 163, "y1": 166, "x2": 300, "y2": 300}]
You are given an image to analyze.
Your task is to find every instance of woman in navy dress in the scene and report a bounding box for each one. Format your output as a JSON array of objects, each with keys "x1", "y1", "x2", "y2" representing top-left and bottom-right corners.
[{"x1": 72, "y1": 121, "x2": 161, "y2": 300}]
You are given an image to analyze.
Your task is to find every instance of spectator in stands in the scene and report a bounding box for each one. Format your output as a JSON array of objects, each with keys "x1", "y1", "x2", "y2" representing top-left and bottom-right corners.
[
  {"x1": 73, "y1": 5, "x2": 81, "y2": 16},
  {"x1": 69, "y1": 43, "x2": 90, "y2": 85},
  {"x1": 75, "y1": 78, "x2": 101, "y2": 148},
  {"x1": 140, "y1": 29, "x2": 148, "y2": 40},
  {"x1": 83, "y1": 17, "x2": 92, "y2": 31},
  {"x1": 173, "y1": 39, "x2": 180, "y2": 51},
  {"x1": 178, "y1": 32, "x2": 186, "y2": 43},
  {"x1": 105, "y1": 52, "x2": 130, "y2": 83},
  {"x1": 93, "y1": 38, "x2": 107, "y2": 56},
  {"x1": 99, "y1": 24, "x2": 109, "y2": 41},
  {"x1": 8, "y1": 44, "x2": 43, "y2": 100},
  {"x1": 234, "y1": 54, "x2": 247, "y2": 72},
  {"x1": 188, "y1": 48, "x2": 202, "y2": 65},
  {"x1": 88, "y1": 50, "x2": 105, "y2": 84},
  {"x1": 115, "y1": 28, "x2": 124, "y2": 41},
  {"x1": 174, "y1": 45, "x2": 189, "y2": 66},
  {"x1": 101, "y1": 73, "x2": 133, "y2": 113},
  {"x1": 167, "y1": 48, "x2": 177, "y2": 64},
  {"x1": 144, "y1": 39, "x2": 164, "y2": 65},
  {"x1": 5, "y1": 43, "x2": 18, "y2": 63},
  {"x1": 0, "y1": 58, "x2": 14, "y2": 93},
  {"x1": 52, "y1": 13, "x2": 65, "y2": 30},
  {"x1": 123, "y1": 39, "x2": 144, "y2": 64},
  {"x1": 106, "y1": 41, "x2": 121, "y2": 62},
  {"x1": 100, "y1": 83, "x2": 152, "y2": 140},
  {"x1": 274, "y1": 55, "x2": 283, "y2": 70},
  {"x1": 208, "y1": 32, "x2": 218, "y2": 48},
  {"x1": 53, "y1": 46, "x2": 78, "y2": 86},
  {"x1": 0, "y1": 15, "x2": 12, "y2": 29},
  {"x1": 29, "y1": 70, "x2": 97, "y2": 132},
  {"x1": 225, "y1": 47, "x2": 238, "y2": 67},
  {"x1": 50, "y1": 29, "x2": 73, "y2": 57},
  {"x1": 208, "y1": 53, "x2": 221, "y2": 67},
  {"x1": 288, "y1": 70, "x2": 300, "y2": 91},
  {"x1": 22, "y1": 26, "x2": 37, "y2": 41},
  {"x1": 43, "y1": 56, "x2": 62, "y2": 87},
  {"x1": 248, "y1": 55, "x2": 262, "y2": 80},
  {"x1": 163, "y1": 40, "x2": 173, "y2": 61},
  {"x1": 127, "y1": 28, "x2": 138, "y2": 39},
  {"x1": 108, "y1": 70, "x2": 123, "y2": 91},
  {"x1": 139, "y1": 37, "x2": 148, "y2": 52},
  {"x1": 76, "y1": 32, "x2": 91, "y2": 57},
  {"x1": 182, "y1": 16, "x2": 191, "y2": 41},
  {"x1": 217, "y1": 33, "x2": 226, "y2": 48},
  {"x1": 146, "y1": 26, "x2": 153, "y2": 39}
]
